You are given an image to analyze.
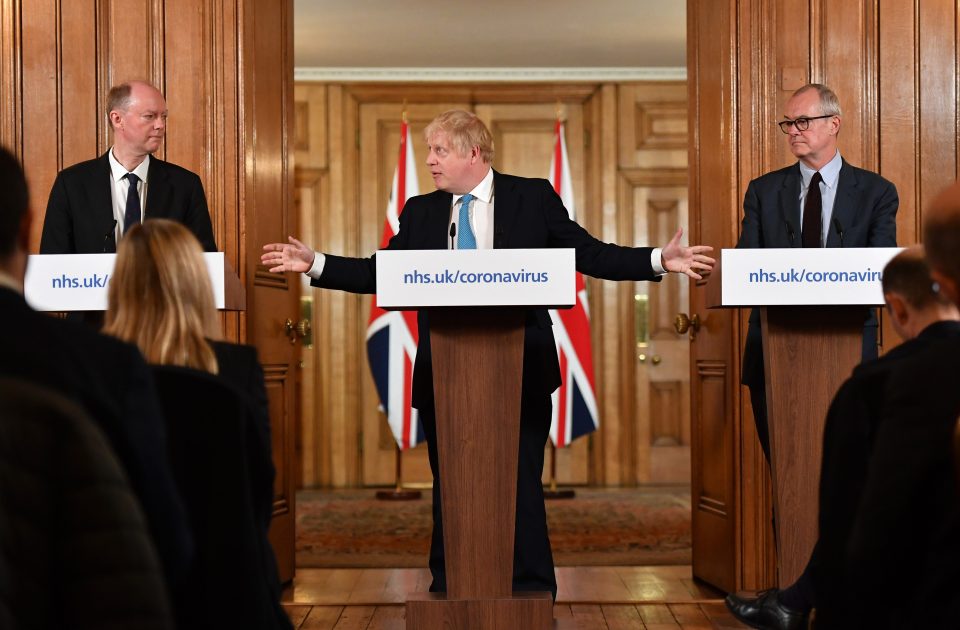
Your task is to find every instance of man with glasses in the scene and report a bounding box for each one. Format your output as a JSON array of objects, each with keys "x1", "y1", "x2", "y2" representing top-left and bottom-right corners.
[{"x1": 726, "y1": 84, "x2": 898, "y2": 630}]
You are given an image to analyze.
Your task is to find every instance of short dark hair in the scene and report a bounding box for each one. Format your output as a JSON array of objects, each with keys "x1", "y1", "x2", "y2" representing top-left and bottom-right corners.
[
  {"x1": 0, "y1": 146, "x2": 29, "y2": 258},
  {"x1": 882, "y1": 248, "x2": 950, "y2": 308}
]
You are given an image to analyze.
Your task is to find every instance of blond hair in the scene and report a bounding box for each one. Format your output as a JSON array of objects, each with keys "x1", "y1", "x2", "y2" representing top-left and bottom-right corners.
[
  {"x1": 424, "y1": 110, "x2": 495, "y2": 163},
  {"x1": 104, "y1": 219, "x2": 220, "y2": 373}
]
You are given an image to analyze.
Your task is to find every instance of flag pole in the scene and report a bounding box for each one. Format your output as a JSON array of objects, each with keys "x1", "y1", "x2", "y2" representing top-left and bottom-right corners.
[
  {"x1": 376, "y1": 442, "x2": 421, "y2": 501},
  {"x1": 543, "y1": 442, "x2": 575, "y2": 500}
]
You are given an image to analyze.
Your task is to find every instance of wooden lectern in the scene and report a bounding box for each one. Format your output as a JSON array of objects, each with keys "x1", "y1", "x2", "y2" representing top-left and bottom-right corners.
[
  {"x1": 375, "y1": 249, "x2": 575, "y2": 630},
  {"x1": 707, "y1": 247, "x2": 899, "y2": 585}
]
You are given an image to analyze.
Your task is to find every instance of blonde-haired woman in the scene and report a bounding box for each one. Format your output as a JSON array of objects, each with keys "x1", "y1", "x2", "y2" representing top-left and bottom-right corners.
[{"x1": 105, "y1": 219, "x2": 289, "y2": 629}]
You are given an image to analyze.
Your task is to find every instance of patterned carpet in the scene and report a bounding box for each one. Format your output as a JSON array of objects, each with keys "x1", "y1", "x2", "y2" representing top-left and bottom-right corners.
[{"x1": 296, "y1": 486, "x2": 691, "y2": 568}]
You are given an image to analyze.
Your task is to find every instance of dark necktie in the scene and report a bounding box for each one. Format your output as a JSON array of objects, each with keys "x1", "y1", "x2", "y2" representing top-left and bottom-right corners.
[
  {"x1": 123, "y1": 172, "x2": 141, "y2": 234},
  {"x1": 802, "y1": 171, "x2": 822, "y2": 248}
]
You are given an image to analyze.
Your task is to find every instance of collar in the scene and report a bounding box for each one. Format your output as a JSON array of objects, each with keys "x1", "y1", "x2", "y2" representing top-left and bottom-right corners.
[
  {"x1": 108, "y1": 148, "x2": 151, "y2": 183},
  {"x1": 0, "y1": 268, "x2": 22, "y2": 294},
  {"x1": 799, "y1": 150, "x2": 842, "y2": 189},
  {"x1": 453, "y1": 167, "x2": 494, "y2": 205}
]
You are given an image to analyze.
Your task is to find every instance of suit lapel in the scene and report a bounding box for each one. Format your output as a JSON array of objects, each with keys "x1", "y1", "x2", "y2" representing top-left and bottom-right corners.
[
  {"x1": 423, "y1": 190, "x2": 453, "y2": 250},
  {"x1": 778, "y1": 164, "x2": 802, "y2": 247},
  {"x1": 144, "y1": 158, "x2": 171, "y2": 220},
  {"x1": 492, "y1": 170, "x2": 519, "y2": 249},
  {"x1": 828, "y1": 160, "x2": 858, "y2": 247},
  {"x1": 89, "y1": 153, "x2": 116, "y2": 235}
]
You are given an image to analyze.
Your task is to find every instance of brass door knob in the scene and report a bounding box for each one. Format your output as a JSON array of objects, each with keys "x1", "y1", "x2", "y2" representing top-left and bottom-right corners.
[
  {"x1": 285, "y1": 318, "x2": 311, "y2": 343},
  {"x1": 674, "y1": 313, "x2": 701, "y2": 339},
  {"x1": 638, "y1": 353, "x2": 662, "y2": 365}
]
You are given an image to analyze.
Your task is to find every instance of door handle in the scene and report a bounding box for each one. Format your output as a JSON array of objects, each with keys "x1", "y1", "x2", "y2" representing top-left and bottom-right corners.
[
  {"x1": 674, "y1": 313, "x2": 701, "y2": 339},
  {"x1": 285, "y1": 318, "x2": 311, "y2": 344}
]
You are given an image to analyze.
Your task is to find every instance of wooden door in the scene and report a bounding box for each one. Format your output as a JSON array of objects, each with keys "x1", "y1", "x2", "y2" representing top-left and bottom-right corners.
[
  {"x1": 245, "y1": 0, "x2": 298, "y2": 583},
  {"x1": 686, "y1": 1, "x2": 740, "y2": 592},
  {"x1": 616, "y1": 84, "x2": 691, "y2": 485}
]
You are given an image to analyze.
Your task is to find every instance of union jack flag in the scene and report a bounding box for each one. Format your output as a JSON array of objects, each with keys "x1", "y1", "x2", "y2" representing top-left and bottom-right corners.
[
  {"x1": 548, "y1": 119, "x2": 600, "y2": 447},
  {"x1": 366, "y1": 118, "x2": 423, "y2": 449}
]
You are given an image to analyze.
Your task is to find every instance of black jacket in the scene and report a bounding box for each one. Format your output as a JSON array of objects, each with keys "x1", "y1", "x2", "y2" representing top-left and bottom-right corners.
[
  {"x1": 40, "y1": 151, "x2": 217, "y2": 253},
  {"x1": 314, "y1": 170, "x2": 657, "y2": 409},
  {"x1": 0, "y1": 287, "x2": 193, "y2": 596},
  {"x1": 736, "y1": 160, "x2": 898, "y2": 387}
]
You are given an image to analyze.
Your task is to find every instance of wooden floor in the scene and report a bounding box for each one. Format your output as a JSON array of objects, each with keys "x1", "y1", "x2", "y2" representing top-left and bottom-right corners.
[{"x1": 281, "y1": 566, "x2": 749, "y2": 629}]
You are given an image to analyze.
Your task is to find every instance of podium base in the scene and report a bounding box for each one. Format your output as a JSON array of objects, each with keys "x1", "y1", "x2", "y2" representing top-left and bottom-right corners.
[{"x1": 406, "y1": 591, "x2": 554, "y2": 630}]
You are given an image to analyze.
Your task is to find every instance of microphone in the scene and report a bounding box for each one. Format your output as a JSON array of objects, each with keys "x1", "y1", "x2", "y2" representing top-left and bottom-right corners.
[
  {"x1": 449, "y1": 222, "x2": 456, "y2": 250},
  {"x1": 784, "y1": 219, "x2": 797, "y2": 246},
  {"x1": 832, "y1": 216, "x2": 845, "y2": 247},
  {"x1": 102, "y1": 219, "x2": 118, "y2": 253}
]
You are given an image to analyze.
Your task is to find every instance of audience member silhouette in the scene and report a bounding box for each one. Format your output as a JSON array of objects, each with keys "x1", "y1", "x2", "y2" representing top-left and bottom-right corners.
[
  {"x1": 103, "y1": 218, "x2": 289, "y2": 629},
  {"x1": 839, "y1": 186, "x2": 960, "y2": 629},
  {"x1": 0, "y1": 146, "x2": 193, "y2": 607}
]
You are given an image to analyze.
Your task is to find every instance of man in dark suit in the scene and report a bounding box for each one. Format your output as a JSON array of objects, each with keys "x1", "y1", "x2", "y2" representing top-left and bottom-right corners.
[
  {"x1": 728, "y1": 248, "x2": 960, "y2": 629},
  {"x1": 40, "y1": 80, "x2": 217, "y2": 254},
  {"x1": 0, "y1": 146, "x2": 193, "y2": 604},
  {"x1": 726, "y1": 83, "x2": 898, "y2": 628},
  {"x1": 836, "y1": 184, "x2": 960, "y2": 629},
  {"x1": 261, "y1": 109, "x2": 715, "y2": 597}
]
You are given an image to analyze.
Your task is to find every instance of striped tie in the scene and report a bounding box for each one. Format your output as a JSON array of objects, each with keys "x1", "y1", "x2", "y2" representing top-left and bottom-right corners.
[{"x1": 457, "y1": 194, "x2": 477, "y2": 249}]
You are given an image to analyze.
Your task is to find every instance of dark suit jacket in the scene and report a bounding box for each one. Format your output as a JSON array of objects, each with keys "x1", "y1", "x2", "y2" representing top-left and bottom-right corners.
[
  {"x1": 813, "y1": 321, "x2": 960, "y2": 628},
  {"x1": 737, "y1": 160, "x2": 898, "y2": 387},
  {"x1": 839, "y1": 334, "x2": 960, "y2": 629},
  {"x1": 211, "y1": 340, "x2": 274, "y2": 529},
  {"x1": 0, "y1": 287, "x2": 193, "y2": 595},
  {"x1": 39, "y1": 151, "x2": 217, "y2": 254},
  {"x1": 314, "y1": 170, "x2": 657, "y2": 409}
]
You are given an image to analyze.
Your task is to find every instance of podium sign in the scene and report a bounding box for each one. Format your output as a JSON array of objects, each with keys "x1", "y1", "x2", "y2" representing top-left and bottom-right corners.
[
  {"x1": 375, "y1": 248, "x2": 575, "y2": 309},
  {"x1": 25, "y1": 253, "x2": 229, "y2": 311},
  {"x1": 718, "y1": 247, "x2": 902, "y2": 306}
]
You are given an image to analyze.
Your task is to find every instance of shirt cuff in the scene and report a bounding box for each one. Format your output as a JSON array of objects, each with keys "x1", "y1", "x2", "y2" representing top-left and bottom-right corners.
[
  {"x1": 651, "y1": 248, "x2": 667, "y2": 276},
  {"x1": 306, "y1": 252, "x2": 326, "y2": 279}
]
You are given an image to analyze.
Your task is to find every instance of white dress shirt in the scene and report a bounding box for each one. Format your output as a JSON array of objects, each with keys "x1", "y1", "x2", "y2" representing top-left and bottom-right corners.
[{"x1": 108, "y1": 149, "x2": 151, "y2": 242}]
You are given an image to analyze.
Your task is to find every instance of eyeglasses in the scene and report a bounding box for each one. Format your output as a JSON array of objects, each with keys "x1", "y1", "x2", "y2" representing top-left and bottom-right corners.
[{"x1": 778, "y1": 114, "x2": 834, "y2": 134}]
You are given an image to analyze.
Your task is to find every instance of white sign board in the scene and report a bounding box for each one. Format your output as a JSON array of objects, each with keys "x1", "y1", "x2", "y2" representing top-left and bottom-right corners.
[
  {"x1": 719, "y1": 247, "x2": 903, "y2": 306},
  {"x1": 24, "y1": 253, "x2": 227, "y2": 311},
  {"x1": 375, "y1": 249, "x2": 575, "y2": 309}
]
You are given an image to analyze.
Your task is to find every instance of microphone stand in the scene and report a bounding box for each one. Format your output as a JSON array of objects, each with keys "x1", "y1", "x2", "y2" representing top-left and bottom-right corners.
[{"x1": 376, "y1": 442, "x2": 422, "y2": 501}]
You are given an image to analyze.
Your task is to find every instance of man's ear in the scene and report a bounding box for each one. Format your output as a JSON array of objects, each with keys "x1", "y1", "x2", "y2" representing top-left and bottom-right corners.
[
  {"x1": 885, "y1": 293, "x2": 909, "y2": 327},
  {"x1": 931, "y1": 269, "x2": 960, "y2": 307}
]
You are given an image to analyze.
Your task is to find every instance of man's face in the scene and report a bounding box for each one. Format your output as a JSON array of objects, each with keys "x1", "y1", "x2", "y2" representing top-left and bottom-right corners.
[
  {"x1": 111, "y1": 83, "x2": 168, "y2": 157},
  {"x1": 425, "y1": 131, "x2": 479, "y2": 194},
  {"x1": 783, "y1": 89, "x2": 839, "y2": 168}
]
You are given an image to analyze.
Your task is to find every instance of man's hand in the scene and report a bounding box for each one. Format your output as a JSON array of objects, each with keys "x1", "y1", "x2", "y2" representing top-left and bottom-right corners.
[
  {"x1": 661, "y1": 227, "x2": 715, "y2": 280},
  {"x1": 261, "y1": 237, "x2": 316, "y2": 273}
]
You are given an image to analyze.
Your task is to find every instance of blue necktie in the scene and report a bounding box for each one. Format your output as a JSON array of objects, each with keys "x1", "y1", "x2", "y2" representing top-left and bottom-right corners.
[
  {"x1": 123, "y1": 173, "x2": 141, "y2": 234},
  {"x1": 457, "y1": 193, "x2": 477, "y2": 249}
]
